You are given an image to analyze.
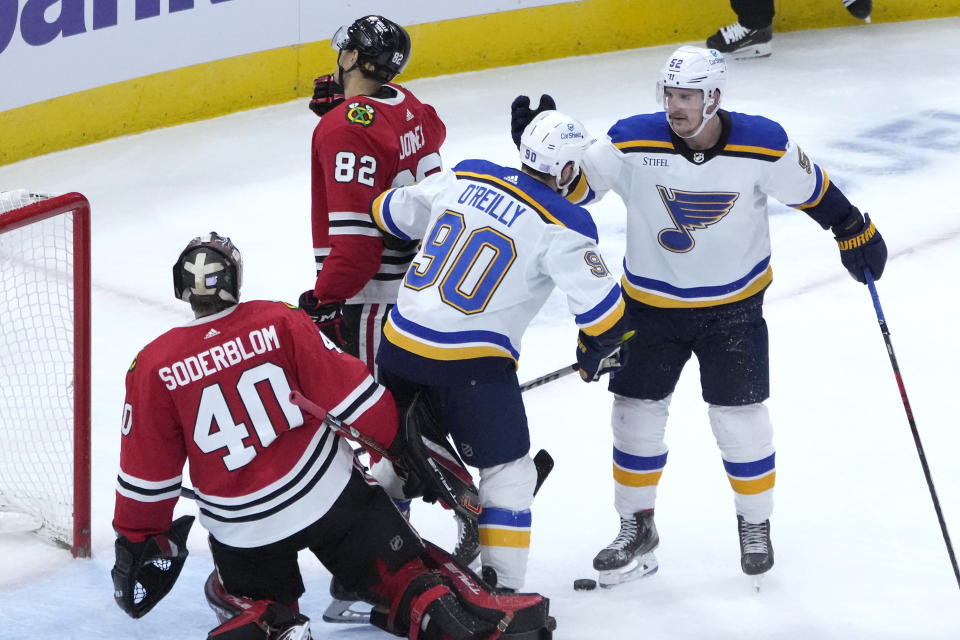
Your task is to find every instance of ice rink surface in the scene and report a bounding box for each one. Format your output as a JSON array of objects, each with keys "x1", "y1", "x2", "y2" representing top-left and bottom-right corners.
[{"x1": 1, "y1": 17, "x2": 959, "y2": 639}]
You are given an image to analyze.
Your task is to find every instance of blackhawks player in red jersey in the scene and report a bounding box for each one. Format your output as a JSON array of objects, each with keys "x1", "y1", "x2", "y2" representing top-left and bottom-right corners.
[
  {"x1": 111, "y1": 232, "x2": 556, "y2": 640},
  {"x1": 299, "y1": 16, "x2": 472, "y2": 623},
  {"x1": 301, "y1": 15, "x2": 445, "y2": 375}
]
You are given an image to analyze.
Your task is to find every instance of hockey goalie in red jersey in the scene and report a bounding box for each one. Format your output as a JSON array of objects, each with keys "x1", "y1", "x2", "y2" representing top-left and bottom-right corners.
[
  {"x1": 111, "y1": 232, "x2": 556, "y2": 640},
  {"x1": 302, "y1": 15, "x2": 446, "y2": 374}
]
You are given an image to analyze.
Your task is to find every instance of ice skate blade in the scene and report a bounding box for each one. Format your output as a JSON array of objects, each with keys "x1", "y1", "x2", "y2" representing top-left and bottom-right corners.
[
  {"x1": 728, "y1": 43, "x2": 772, "y2": 60},
  {"x1": 597, "y1": 552, "x2": 659, "y2": 587},
  {"x1": 749, "y1": 572, "x2": 767, "y2": 593},
  {"x1": 322, "y1": 598, "x2": 373, "y2": 624}
]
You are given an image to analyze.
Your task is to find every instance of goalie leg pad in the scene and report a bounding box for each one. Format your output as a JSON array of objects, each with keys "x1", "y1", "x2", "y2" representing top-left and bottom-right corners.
[
  {"x1": 206, "y1": 600, "x2": 311, "y2": 640},
  {"x1": 422, "y1": 541, "x2": 555, "y2": 638},
  {"x1": 205, "y1": 571, "x2": 309, "y2": 640}
]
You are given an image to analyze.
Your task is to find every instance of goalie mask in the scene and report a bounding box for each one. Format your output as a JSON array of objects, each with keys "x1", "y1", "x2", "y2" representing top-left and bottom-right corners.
[
  {"x1": 173, "y1": 232, "x2": 243, "y2": 309},
  {"x1": 332, "y1": 15, "x2": 411, "y2": 84},
  {"x1": 519, "y1": 110, "x2": 590, "y2": 190},
  {"x1": 657, "y1": 46, "x2": 727, "y2": 137}
]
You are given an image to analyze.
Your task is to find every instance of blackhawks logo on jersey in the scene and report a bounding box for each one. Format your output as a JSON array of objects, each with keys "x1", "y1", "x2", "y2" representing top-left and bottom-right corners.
[{"x1": 345, "y1": 101, "x2": 375, "y2": 127}]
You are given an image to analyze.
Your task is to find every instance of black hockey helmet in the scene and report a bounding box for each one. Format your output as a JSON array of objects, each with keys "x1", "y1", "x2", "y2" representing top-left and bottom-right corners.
[
  {"x1": 172, "y1": 231, "x2": 243, "y2": 310},
  {"x1": 332, "y1": 15, "x2": 411, "y2": 83}
]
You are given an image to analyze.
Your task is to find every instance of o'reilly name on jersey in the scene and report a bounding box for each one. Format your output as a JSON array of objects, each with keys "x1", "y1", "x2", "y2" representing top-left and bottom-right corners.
[{"x1": 158, "y1": 325, "x2": 280, "y2": 390}]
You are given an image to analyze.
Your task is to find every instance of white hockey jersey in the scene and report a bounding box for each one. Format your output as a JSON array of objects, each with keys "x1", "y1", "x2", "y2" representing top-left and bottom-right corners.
[
  {"x1": 372, "y1": 159, "x2": 624, "y2": 384},
  {"x1": 578, "y1": 110, "x2": 829, "y2": 308}
]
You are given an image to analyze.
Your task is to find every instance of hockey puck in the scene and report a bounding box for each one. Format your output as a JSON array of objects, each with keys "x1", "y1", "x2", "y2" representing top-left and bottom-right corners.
[{"x1": 573, "y1": 578, "x2": 597, "y2": 591}]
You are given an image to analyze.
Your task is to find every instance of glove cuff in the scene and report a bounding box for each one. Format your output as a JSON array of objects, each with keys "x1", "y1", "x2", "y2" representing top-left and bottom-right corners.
[{"x1": 836, "y1": 216, "x2": 876, "y2": 250}]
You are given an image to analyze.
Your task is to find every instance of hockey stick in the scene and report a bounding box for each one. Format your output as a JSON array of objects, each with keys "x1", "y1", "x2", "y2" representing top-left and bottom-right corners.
[
  {"x1": 864, "y1": 270, "x2": 960, "y2": 590},
  {"x1": 290, "y1": 390, "x2": 482, "y2": 521},
  {"x1": 519, "y1": 363, "x2": 578, "y2": 393},
  {"x1": 519, "y1": 331, "x2": 636, "y2": 393}
]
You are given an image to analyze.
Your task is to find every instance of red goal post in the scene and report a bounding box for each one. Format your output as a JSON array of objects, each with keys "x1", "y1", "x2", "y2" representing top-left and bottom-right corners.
[{"x1": 0, "y1": 191, "x2": 91, "y2": 558}]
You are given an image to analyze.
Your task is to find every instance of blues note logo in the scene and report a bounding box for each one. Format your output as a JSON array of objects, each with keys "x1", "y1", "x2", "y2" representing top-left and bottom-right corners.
[{"x1": 656, "y1": 186, "x2": 739, "y2": 253}]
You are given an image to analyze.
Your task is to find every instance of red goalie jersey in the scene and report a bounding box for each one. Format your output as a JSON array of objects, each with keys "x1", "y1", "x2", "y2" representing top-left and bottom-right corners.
[
  {"x1": 311, "y1": 83, "x2": 446, "y2": 304},
  {"x1": 113, "y1": 300, "x2": 399, "y2": 547}
]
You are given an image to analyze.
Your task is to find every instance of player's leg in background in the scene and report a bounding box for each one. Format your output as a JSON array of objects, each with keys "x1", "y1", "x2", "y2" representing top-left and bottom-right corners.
[
  {"x1": 340, "y1": 302, "x2": 391, "y2": 376},
  {"x1": 437, "y1": 372, "x2": 537, "y2": 592},
  {"x1": 696, "y1": 294, "x2": 775, "y2": 576},
  {"x1": 706, "y1": 0, "x2": 774, "y2": 59}
]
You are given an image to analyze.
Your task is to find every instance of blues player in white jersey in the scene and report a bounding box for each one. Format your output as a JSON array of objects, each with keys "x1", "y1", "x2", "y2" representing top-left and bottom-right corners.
[
  {"x1": 370, "y1": 111, "x2": 631, "y2": 591},
  {"x1": 511, "y1": 46, "x2": 887, "y2": 586}
]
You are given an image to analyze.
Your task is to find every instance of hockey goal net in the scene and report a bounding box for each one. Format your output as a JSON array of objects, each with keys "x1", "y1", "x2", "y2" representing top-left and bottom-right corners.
[{"x1": 0, "y1": 190, "x2": 91, "y2": 558}]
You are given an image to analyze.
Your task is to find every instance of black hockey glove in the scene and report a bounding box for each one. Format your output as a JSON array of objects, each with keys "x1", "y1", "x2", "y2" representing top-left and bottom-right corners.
[
  {"x1": 298, "y1": 290, "x2": 346, "y2": 347},
  {"x1": 309, "y1": 74, "x2": 345, "y2": 117},
  {"x1": 576, "y1": 329, "x2": 635, "y2": 382},
  {"x1": 112, "y1": 515, "x2": 194, "y2": 619},
  {"x1": 381, "y1": 233, "x2": 419, "y2": 253},
  {"x1": 833, "y1": 210, "x2": 887, "y2": 283},
  {"x1": 511, "y1": 94, "x2": 557, "y2": 149}
]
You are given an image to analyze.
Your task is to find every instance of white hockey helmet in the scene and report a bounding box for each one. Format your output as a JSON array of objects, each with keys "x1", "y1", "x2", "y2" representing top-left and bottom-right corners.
[
  {"x1": 656, "y1": 45, "x2": 726, "y2": 116},
  {"x1": 519, "y1": 110, "x2": 590, "y2": 189}
]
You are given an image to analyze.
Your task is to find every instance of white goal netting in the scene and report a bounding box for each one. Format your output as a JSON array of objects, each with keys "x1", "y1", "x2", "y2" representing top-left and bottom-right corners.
[{"x1": 0, "y1": 190, "x2": 79, "y2": 551}]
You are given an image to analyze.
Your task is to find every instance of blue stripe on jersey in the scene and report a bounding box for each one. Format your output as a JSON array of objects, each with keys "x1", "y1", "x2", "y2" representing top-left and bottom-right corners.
[
  {"x1": 388, "y1": 306, "x2": 519, "y2": 360},
  {"x1": 479, "y1": 507, "x2": 533, "y2": 528},
  {"x1": 613, "y1": 448, "x2": 668, "y2": 472},
  {"x1": 725, "y1": 112, "x2": 789, "y2": 153},
  {"x1": 453, "y1": 159, "x2": 599, "y2": 242},
  {"x1": 575, "y1": 284, "x2": 622, "y2": 325},
  {"x1": 376, "y1": 189, "x2": 410, "y2": 240},
  {"x1": 624, "y1": 256, "x2": 770, "y2": 299},
  {"x1": 722, "y1": 453, "x2": 776, "y2": 478}
]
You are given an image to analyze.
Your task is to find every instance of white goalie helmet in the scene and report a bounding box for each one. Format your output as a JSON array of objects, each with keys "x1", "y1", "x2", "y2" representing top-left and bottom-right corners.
[
  {"x1": 519, "y1": 110, "x2": 590, "y2": 189},
  {"x1": 656, "y1": 45, "x2": 727, "y2": 117}
]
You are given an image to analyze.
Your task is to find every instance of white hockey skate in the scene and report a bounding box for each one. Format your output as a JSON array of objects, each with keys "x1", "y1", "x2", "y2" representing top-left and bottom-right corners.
[{"x1": 593, "y1": 510, "x2": 660, "y2": 588}]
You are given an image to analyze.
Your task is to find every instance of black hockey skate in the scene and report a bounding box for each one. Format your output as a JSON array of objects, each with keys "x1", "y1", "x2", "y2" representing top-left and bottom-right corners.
[
  {"x1": 706, "y1": 22, "x2": 773, "y2": 59},
  {"x1": 737, "y1": 516, "x2": 773, "y2": 590},
  {"x1": 321, "y1": 577, "x2": 373, "y2": 624},
  {"x1": 592, "y1": 510, "x2": 659, "y2": 587},
  {"x1": 842, "y1": 0, "x2": 872, "y2": 21}
]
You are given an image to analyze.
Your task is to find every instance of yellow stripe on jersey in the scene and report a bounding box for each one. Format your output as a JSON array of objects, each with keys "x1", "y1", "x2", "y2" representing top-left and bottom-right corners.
[
  {"x1": 723, "y1": 144, "x2": 786, "y2": 159},
  {"x1": 621, "y1": 266, "x2": 772, "y2": 308},
  {"x1": 793, "y1": 170, "x2": 832, "y2": 210},
  {"x1": 580, "y1": 296, "x2": 625, "y2": 336},
  {"x1": 613, "y1": 139, "x2": 675, "y2": 152},
  {"x1": 383, "y1": 318, "x2": 517, "y2": 363},
  {"x1": 728, "y1": 471, "x2": 776, "y2": 495},
  {"x1": 370, "y1": 188, "x2": 393, "y2": 233},
  {"x1": 565, "y1": 170, "x2": 592, "y2": 204},
  {"x1": 479, "y1": 527, "x2": 531, "y2": 548},
  {"x1": 455, "y1": 170, "x2": 566, "y2": 228},
  {"x1": 613, "y1": 465, "x2": 663, "y2": 488}
]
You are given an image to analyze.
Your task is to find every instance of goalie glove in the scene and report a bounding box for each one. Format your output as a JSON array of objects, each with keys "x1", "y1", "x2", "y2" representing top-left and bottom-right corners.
[
  {"x1": 308, "y1": 74, "x2": 344, "y2": 117},
  {"x1": 298, "y1": 290, "x2": 346, "y2": 348},
  {"x1": 510, "y1": 94, "x2": 557, "y2": 149},
  {"x1": 112, "y1": 515, "x2": 195, "y2": 619},
  {"x1": 833, "y1": 210, "x2": 887, "y2": 284},
  {"x1": 577, "y1": 329, "x2": 635, "y2": 382}
]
